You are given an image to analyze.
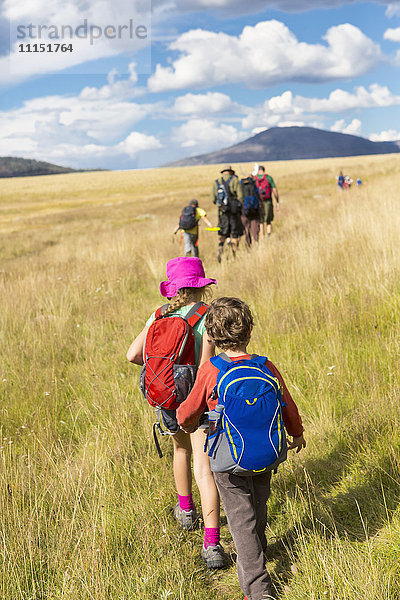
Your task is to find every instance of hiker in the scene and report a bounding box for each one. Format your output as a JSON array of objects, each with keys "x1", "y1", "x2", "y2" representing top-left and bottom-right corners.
[
  {"x1": 174, "y1": 199, "x2": 212, "y2": 257},
  {"x1": 254, "y1": 165, "x2": 279, "y2": 237},
  {"x1": 177, "y1": 296, "x2": 306, "y2": 600},
  {"x1": 337, "y1": 171, "x2": 345, "y2": 190},
  {"x1": 126, "y1": 257, "x2": 227, "y2": 569},
  {"x1": 211, "y1": 165, "x2": 244, "y2": 262},
  {"x1": 344, "y1": 175, "x2": 353, "y2": 189},
  {"x1": 240, "y1": 175, "x2": 263, "y2": 246}
]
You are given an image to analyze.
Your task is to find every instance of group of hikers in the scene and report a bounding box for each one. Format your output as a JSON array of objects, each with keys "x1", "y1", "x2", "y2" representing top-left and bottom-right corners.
[
  {"x1": 337, "y1": 171, "x2": 362, "y2": 190},
  {"x1": 175, "y1": 164, "x2": 280, "y2": 262},
  {"x1": 127, "y1": 256, "x2": 306, "y2": 600}
]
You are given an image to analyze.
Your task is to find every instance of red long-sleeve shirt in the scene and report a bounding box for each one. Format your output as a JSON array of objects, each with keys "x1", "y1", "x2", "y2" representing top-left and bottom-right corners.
[{"x1": 177, "y1": 354, "x2": 304, "y2": 438}]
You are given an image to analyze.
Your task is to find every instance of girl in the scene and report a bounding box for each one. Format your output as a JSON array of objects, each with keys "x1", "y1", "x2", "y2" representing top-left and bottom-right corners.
[{"x1": 126, "y1": 257, "x2": 227, "y2": 568}]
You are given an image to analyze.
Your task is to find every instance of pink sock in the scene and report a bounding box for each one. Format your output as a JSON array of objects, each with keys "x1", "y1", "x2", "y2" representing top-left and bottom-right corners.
[
  {"x1": 178, "y1": 494, "x2": 195, "y2": 511},
  {"x1": 204, "y1": 527, "x2": 220, "y2": 549}
]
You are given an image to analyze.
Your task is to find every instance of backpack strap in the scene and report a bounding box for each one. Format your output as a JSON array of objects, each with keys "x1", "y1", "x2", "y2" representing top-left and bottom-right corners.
[
  {"x1": 185, "y1": 302, "x2": 208, "y2": 327},
  {"x1": 249, "y1": 354, "x2": 268, "y2": 365},
  {"x1": 221, "y1": 177, "x2": 232, "y2": 199},
  {"x1": 211, "y1": 354, "x2": 268, "y2": 370},
  {"x1": 210, "y1": 354, "x2": 232, "y2": 372},
  {"x1": 155, "y1": 304, "x2": 170, "y2": 320}
]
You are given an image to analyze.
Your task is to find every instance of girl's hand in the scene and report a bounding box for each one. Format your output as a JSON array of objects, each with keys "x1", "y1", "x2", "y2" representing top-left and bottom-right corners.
[{"x1": 287, "y1": 434, "x2": 306, "y2": 453}]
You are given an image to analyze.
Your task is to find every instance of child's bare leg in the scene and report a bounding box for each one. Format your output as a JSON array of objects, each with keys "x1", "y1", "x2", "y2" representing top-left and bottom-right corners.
[
  {"x1": 172, "y1": 429, "x2": 192, "y2": 495},
  {"x1": 191, "y1": 428, "x2": 220, "y2": 527},
  {"x1": 192, "y1": 428, "x2": 227, "y2": 568}
]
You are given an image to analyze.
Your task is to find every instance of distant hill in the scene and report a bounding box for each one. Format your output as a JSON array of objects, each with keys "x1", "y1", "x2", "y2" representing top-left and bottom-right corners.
[
  {"x1": 165, "y1": 126, "x2": 400, "y2": 167},
  {"x1": 0, "y1": 157, "x2": 107, "y2": 178}
]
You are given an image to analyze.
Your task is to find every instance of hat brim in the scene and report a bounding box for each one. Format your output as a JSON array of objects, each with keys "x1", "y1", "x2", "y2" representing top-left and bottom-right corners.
[{"x1": 160, "y1": 277, "x2": 217, "y2": 298}]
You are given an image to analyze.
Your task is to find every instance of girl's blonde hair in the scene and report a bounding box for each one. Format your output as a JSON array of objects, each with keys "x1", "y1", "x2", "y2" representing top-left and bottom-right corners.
[{"x1": 163, "y1": 285, "x2": 212, "y2": 316}]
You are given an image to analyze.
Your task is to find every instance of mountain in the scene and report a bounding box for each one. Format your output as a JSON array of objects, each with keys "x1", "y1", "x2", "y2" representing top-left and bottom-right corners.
[
  {"x1": 0, "y1": 157, "x2": 107, "y2": 178},
  {"x1": 165, "y1": 126, "x2": 400, "y2": 167}
]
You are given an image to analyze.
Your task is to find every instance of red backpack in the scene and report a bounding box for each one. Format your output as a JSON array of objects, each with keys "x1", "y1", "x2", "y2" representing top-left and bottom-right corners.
[
  {"x1": 140, "y1": 302, "x2": 208, "y2": 411},
  {"x1": 255, "y1": 175, "x2": 272, "y2": 201}
]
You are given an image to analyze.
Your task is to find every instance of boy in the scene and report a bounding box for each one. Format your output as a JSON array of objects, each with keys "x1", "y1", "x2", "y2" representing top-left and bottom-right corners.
[
  {"x1": 174, "y1": 199, "x2": 212, "y2": 257},
  {"x1": 177, "y1": 297, "x2": 306, "y2": 600}
]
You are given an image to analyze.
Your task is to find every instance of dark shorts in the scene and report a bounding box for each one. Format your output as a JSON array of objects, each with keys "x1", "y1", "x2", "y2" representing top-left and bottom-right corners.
[
  {"x1": 263, "y1": 201, "x2": 274, "y2": 225},
  {"x1": 218, "y1": 212, "x2": 244, "y2": 239},
  {"x1": 157, "y1": 407, "x2": 209, "y2": 434}
]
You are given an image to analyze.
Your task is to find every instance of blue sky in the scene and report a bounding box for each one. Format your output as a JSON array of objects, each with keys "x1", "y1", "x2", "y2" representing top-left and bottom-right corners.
[{"x1": 1, "y1": 0, "x2": 400, "y2": 169}]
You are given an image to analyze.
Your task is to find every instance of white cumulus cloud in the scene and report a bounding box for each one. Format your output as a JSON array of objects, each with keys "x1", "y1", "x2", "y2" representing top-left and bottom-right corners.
[
  {"x1": 117, "y1": 132, "x2": 163, "y2": 157},
  {"x1": 0, "y1": 79, "x2": 160, "y2": 168},
  {"x1": 148, "y1": 21, "x2": 383, "y2": 92},
  {"x1": 172, "y1": 92, "x2": 238, "y2": 116},
  {"x1": 369, "y1": 129, "x2": 400, "y2": 142},
  {"x1": 384, "y1": 27, "x2": 400, "y2": 42},
  {"x1": 241, "y1": 84, "x2": 400, "y2": 130},
  {"x1": 386, "y1": 4, "x2": 400, "y2": 18},
  {"x1": 331, "y1": 118, "x2": 363, "y2": 136},
  {"x1": 172, "y1": 118, "x2": 245, "y2": 153}
]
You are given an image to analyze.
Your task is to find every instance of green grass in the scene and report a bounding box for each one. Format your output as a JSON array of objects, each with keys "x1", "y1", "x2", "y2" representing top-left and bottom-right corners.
[{"x1": 1, "y1": 155, "x2": 400, "y2": 599}]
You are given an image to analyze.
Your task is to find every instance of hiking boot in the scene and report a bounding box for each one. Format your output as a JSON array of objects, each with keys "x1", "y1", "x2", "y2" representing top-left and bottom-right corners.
[
  {"x1": 201, "y1": 543, "x2": 228, "y2": 569},
  {"x1": 172, "y1": 502, "x2": 199, "y2": 530}
]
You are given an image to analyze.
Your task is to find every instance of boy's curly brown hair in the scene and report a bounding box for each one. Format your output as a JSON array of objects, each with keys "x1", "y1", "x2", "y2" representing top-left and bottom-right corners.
[{"x1": 204, "y1": 297, "x2": 253, "y2": 351}]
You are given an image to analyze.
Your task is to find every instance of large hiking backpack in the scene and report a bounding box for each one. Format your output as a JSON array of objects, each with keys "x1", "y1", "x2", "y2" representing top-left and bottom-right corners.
[
  {"x1": 140, "y1": 302, "x2": 208, "y2": 411},
  {"x1": 216, "y1": 177, "x2": 241, "y2": 215},
  {"x1": 179, "y1": 205, "x2": 198, "y2": 230},
  {"x1": 255, "y1": 174, "x2": 272, "y2": 201},
  {"x1": 241, "y1": 177, "x2": 261, "y2": 218},
  {"x1": 206, "y1": 354, "x2": 287, "y2": 475}
]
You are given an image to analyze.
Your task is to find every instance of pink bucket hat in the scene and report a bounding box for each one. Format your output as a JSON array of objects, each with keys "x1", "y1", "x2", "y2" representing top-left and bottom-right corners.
[{"x1": 159, "y1": 257, "x2": 217, "y2": 298}]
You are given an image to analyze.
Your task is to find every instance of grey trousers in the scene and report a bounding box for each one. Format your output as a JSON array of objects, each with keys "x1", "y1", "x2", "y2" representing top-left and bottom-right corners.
[
  {"x1": 183, "y1": 232, "x2": 199, "y2": 257},
  {"x1": 214, "y1": 471, "x2": 274, "y2": 600}
]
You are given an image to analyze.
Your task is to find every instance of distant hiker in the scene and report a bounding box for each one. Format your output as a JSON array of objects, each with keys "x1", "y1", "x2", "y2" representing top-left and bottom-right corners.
[
  {"x1": 240, "y1": 175, "x2": 263, "y2": 246},
  {"x1": 357, "y1": 178, "x2": 362, "y2": 186},
  {"x1": 337, "y1": 171, "x2": 345, "y2": 190},
  {"x1": 126, "y1": 257, "x2": 228, "y2": 569},
  {"x1": 177, "y1": 297, "x2": 306, "y2": 600},
  {"x1": 254, "y1": 165, "x2": 280, "y2": 237},
  {"x1": 211, "y1": 165, "x2": 244, "y2": 262},
  {"x1": 174, "y1": 199, "x2": 212, "y2": 257},
  {"x1": 344, "y1": 175, "x2": 353, "y2": 189}
]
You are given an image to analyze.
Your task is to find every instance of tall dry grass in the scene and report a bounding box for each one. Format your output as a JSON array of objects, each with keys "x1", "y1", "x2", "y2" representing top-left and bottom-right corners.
[{"x1": 1, "y1": 154, "x2": 400, "y2": 599}]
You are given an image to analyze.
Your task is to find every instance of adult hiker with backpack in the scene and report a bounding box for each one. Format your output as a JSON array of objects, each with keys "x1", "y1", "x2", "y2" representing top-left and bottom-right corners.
[
  {"x1": 254, "y1": 165, "x2": 280, "y2": 238},
  {"x1": 177, "y1": 297, "x2": 306, "y2": 600},
  {"x1": 126, "y1": 257, "x2": 228, "y2": 569},
  {"x1": 240, "y1": 174, "x2": 263, "y2": 246},
  {"x1": 174, "y1": 199, "x2": 213, "y2": 257},
  {"x1": 211, "y1": 165, "x2": 244, "y2": 262}
]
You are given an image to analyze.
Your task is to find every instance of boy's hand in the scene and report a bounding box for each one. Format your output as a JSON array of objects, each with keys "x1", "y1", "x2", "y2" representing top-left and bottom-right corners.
[{"x1": 287, "y1": 434, "x2": 306, "y2": 453}]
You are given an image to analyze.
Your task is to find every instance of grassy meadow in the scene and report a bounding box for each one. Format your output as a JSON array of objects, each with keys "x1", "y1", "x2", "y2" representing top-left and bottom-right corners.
[{"x1": 1, "y1": 154, "x2": 400, "y2": 599}]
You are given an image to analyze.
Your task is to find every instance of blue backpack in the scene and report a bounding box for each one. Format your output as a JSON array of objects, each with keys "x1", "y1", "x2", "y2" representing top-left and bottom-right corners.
[
  {"x1": 206, "y1": 354, "x2": 287, "y2": 475},
  {"x1": 241, "y1": 177, "x2": 260, "y2": 218}
]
